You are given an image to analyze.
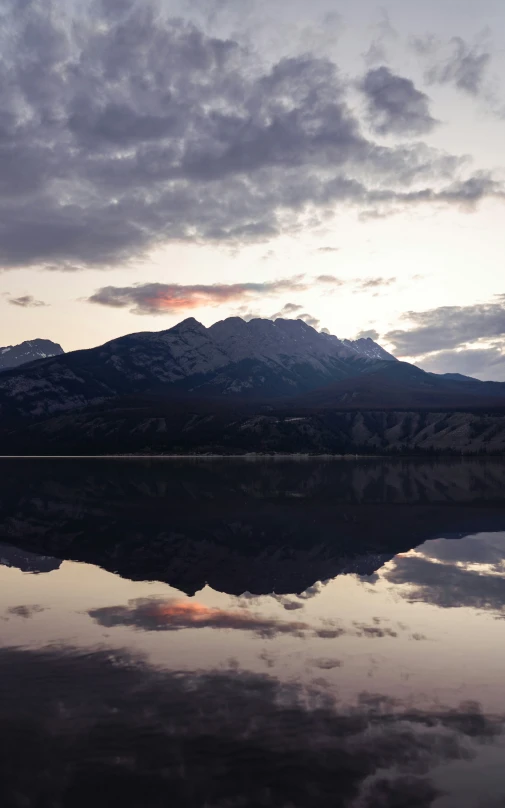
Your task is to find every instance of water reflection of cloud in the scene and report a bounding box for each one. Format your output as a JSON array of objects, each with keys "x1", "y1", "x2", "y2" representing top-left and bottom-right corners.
[
  {"x1": 0, "y1": 645, "x2": 502, "y2": 808},
  {"x1": 88, "y1": 598, "x2": 415, "y2": 641},
  {"x1": 89, "y1": 598, "x2": 311, "y2": 638},
  {"x1": 422, "y1": 535, "x2": 505, "y2": 574},
  {"x1": 384, "y1": 555, "x2": 505, "y2": 617},
  {"x1": 311, "y1": 658, "x2": 343, "y2": 670},
  {"x1": 6, "y1": 604, "x2": 46, "y2": 619}
]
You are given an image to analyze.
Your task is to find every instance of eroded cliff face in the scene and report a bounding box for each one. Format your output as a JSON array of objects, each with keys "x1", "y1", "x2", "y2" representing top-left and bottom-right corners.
[{"x1": 2, "y1": 405, "x2": 505, "y2": 455}]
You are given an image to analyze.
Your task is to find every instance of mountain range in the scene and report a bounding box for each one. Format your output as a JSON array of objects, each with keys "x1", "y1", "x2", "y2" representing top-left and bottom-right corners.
[
  {"x1": 1, "y1": 316, "x2": 505, "y2": 455},
  {"x1": 0, "y1": 339, "x2": 64, "y2": 372},
  {"x1": 0, "y1": 317, "x2": 401, "y2": 418},
  {"x1": 2, "y1": 458, "x2": 505, "y2": 594}
]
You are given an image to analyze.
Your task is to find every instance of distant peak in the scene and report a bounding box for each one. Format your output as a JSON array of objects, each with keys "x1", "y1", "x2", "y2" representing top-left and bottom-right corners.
[{"x1": 169, "y1": 317, "x2": 207, "y2": 333}]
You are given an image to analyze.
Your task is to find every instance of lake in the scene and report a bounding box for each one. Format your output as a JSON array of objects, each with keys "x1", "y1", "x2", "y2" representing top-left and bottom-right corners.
[{"x1": 1, "y1": 458, "x2": 505, "y2": 807}]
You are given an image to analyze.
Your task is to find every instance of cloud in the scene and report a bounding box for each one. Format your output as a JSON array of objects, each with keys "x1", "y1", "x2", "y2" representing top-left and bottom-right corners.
[
  {"x1": 316, "y1": 247, "x2": 339, "y2": 253},
  {"x1": 363, "y1": 8, "x2": 398, "y2": 67},
  {"x1": 426, "y1": 37, "x2": 491, "y2": 96},
  {"x1": 356, "y1": 329, "x2": 380, "y2": 340},
  {"x1": 87, "y1": 277, "x2": 306, "y2": 314},
  {"x1": 419, "y1": 347, "x2": 505, "y2": 381},
  {"x1": 270, "y1": 302, "x2": 321, "y2": 329},
  {"x1": 297, "y1": 313, "x2": 320, "y2": 329},
  {"x1": 8, "y1": 295, "x2": 48, "y2": 308},
  {"x1": 271, "y1": 302, "x2": 303, "y2": 315},
  {"x1": 316, "y1": 274, "x2": 343, "y2": 284},
  {"x1": 0, "y1": 1, "x2": 501, "y2": 270},
  {"x1": 384, "y1": 297, "x2": 505, "y2": 358},
  {"x1": 360, "y1": 67, "x2": 438, "y2": 136},
  {"x1": 358, "y1": 277, "x2": 395, "y2": 290}
]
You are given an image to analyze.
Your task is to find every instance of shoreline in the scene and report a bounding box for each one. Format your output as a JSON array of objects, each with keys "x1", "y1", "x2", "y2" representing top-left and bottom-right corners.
[{"x1": 1, "y1": 453, "x2": 505, "y2": 460}]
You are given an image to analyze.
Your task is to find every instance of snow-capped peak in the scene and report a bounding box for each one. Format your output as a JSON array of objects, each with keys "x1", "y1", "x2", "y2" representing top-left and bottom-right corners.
[
  {"x1": 0, "y1": 339, "x2": 64, "y2": 371},
  {"x1": 343, "y1": 337, "x2": 397, "y2": 362}
]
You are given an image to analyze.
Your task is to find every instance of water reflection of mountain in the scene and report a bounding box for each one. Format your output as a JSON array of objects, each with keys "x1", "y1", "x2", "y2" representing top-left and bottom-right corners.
[
  {"x1": 0, "y1": 542, "x2": 61, "y2": 574},
  {"x1": 1, "y1": 459, "x2": 505, "y2": 595}
]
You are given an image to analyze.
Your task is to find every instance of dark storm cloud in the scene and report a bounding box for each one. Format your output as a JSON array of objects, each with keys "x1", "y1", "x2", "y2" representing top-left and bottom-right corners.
[
  {"x1": 87, "y1": 277, "x2": 306, "y2": 314},
  {"x1": 8, "y1": 295, "x2": 48, "y2": 308},
  {"x1": 0, "y1": 0, "x2": 501, "y2": 270},
  {"x1": 426, "y1": 37, "x2": 491, "y2": 96},
  {"x1": 0, "y1": 644, "x2": 501, "y2": 808},
  {"x1": 385, "y1": 297, "x2": 505, "y2": 356},
  {"x1": 360, "y1": 67, "x2": 438, "y2": 136},
  {"x1": 360, "y1": 776, "x2": 443, "y2": 808},
  {"x1": 384, "y1": 554, "x2": 505, "y2": 616}
]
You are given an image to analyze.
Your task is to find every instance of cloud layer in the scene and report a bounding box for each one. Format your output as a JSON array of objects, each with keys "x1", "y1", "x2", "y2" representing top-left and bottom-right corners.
[
  {"x1": 0, "y1": 0, "x2": 501, "y2": 271},
  {"x1": 87, "y1": 277, "x2": 306, "y2": 314},
  {"x1": 384, "y1": 297, "x2": 505, "y2": 379}
]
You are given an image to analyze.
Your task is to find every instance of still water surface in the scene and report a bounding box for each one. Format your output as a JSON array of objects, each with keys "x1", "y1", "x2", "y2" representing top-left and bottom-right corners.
[{"x1": 1, "y1": 459, "x2": 505, "y2": 807}]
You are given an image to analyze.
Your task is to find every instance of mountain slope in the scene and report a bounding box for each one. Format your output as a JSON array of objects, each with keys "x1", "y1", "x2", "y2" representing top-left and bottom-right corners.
[
  {"x1": 2, "y1": 458, "x2": 505, "y2": 594},
  {"x1": 3, "y1": 394, "x2": 505, "y2": 455},
  {"x1": 0, "y1": 318, "x2": 384, "y2": 418},
  {"x1": 343, "y1": 337, "x2": 397, "y2": 362},
  {"x1": 1, "y1": 316, "x2": 505, "y2": 423},
  {"x1": 294, "y1": 362, "x2": 505, "y2": 409},
  {"x1": 0, "y1": 339, "x2": 64, "y2": 371}
]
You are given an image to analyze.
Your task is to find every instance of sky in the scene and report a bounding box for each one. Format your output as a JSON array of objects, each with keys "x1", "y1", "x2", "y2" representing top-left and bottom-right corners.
[{"x1": 0, "y1": 0, "x2": 505, "y2": 379}]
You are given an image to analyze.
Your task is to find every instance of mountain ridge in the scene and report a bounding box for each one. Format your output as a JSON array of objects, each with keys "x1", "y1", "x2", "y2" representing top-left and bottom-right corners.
[
  {"x1": 1, "y1": 317, "x2": 505, "y2": 446},
  {"x1": 0, "y1": 317, "x2": 395, "y2": 418},
  {"x1": 0, "y1": 339, "x2": 64, "y2": 372}
]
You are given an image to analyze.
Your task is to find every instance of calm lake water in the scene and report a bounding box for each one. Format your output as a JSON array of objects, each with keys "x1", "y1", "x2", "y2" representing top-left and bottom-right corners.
[{"x1": 1, "y1": 458, "x2": 505, "y2": 807}]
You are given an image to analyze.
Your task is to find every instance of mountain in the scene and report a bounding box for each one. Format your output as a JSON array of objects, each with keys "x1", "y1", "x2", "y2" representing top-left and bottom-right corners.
[
  {"x1": 0, "y1": 543, "x2": 61, "y2": 574},
  {"x1": 3, "y1": 393, "x2": 505, "y2": 455},
  {"x1": 294, "y1": 361, "x2": 505, "y2": 409},
  {"x1": 343, "y1": 337, "x2": 397, "y2": 362},
  {"x1": 2, "y1": 458, "x2": 505, "y2": 594},
  {"x1": 0, "y1": 317, "x2": 390, "y2": 418},
  {"x1": 0, "y1": 339, "x2": 64, "y2": 371},
  {"x1": 1, "y1": 317, "x2": 505, "y2": 444}
]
